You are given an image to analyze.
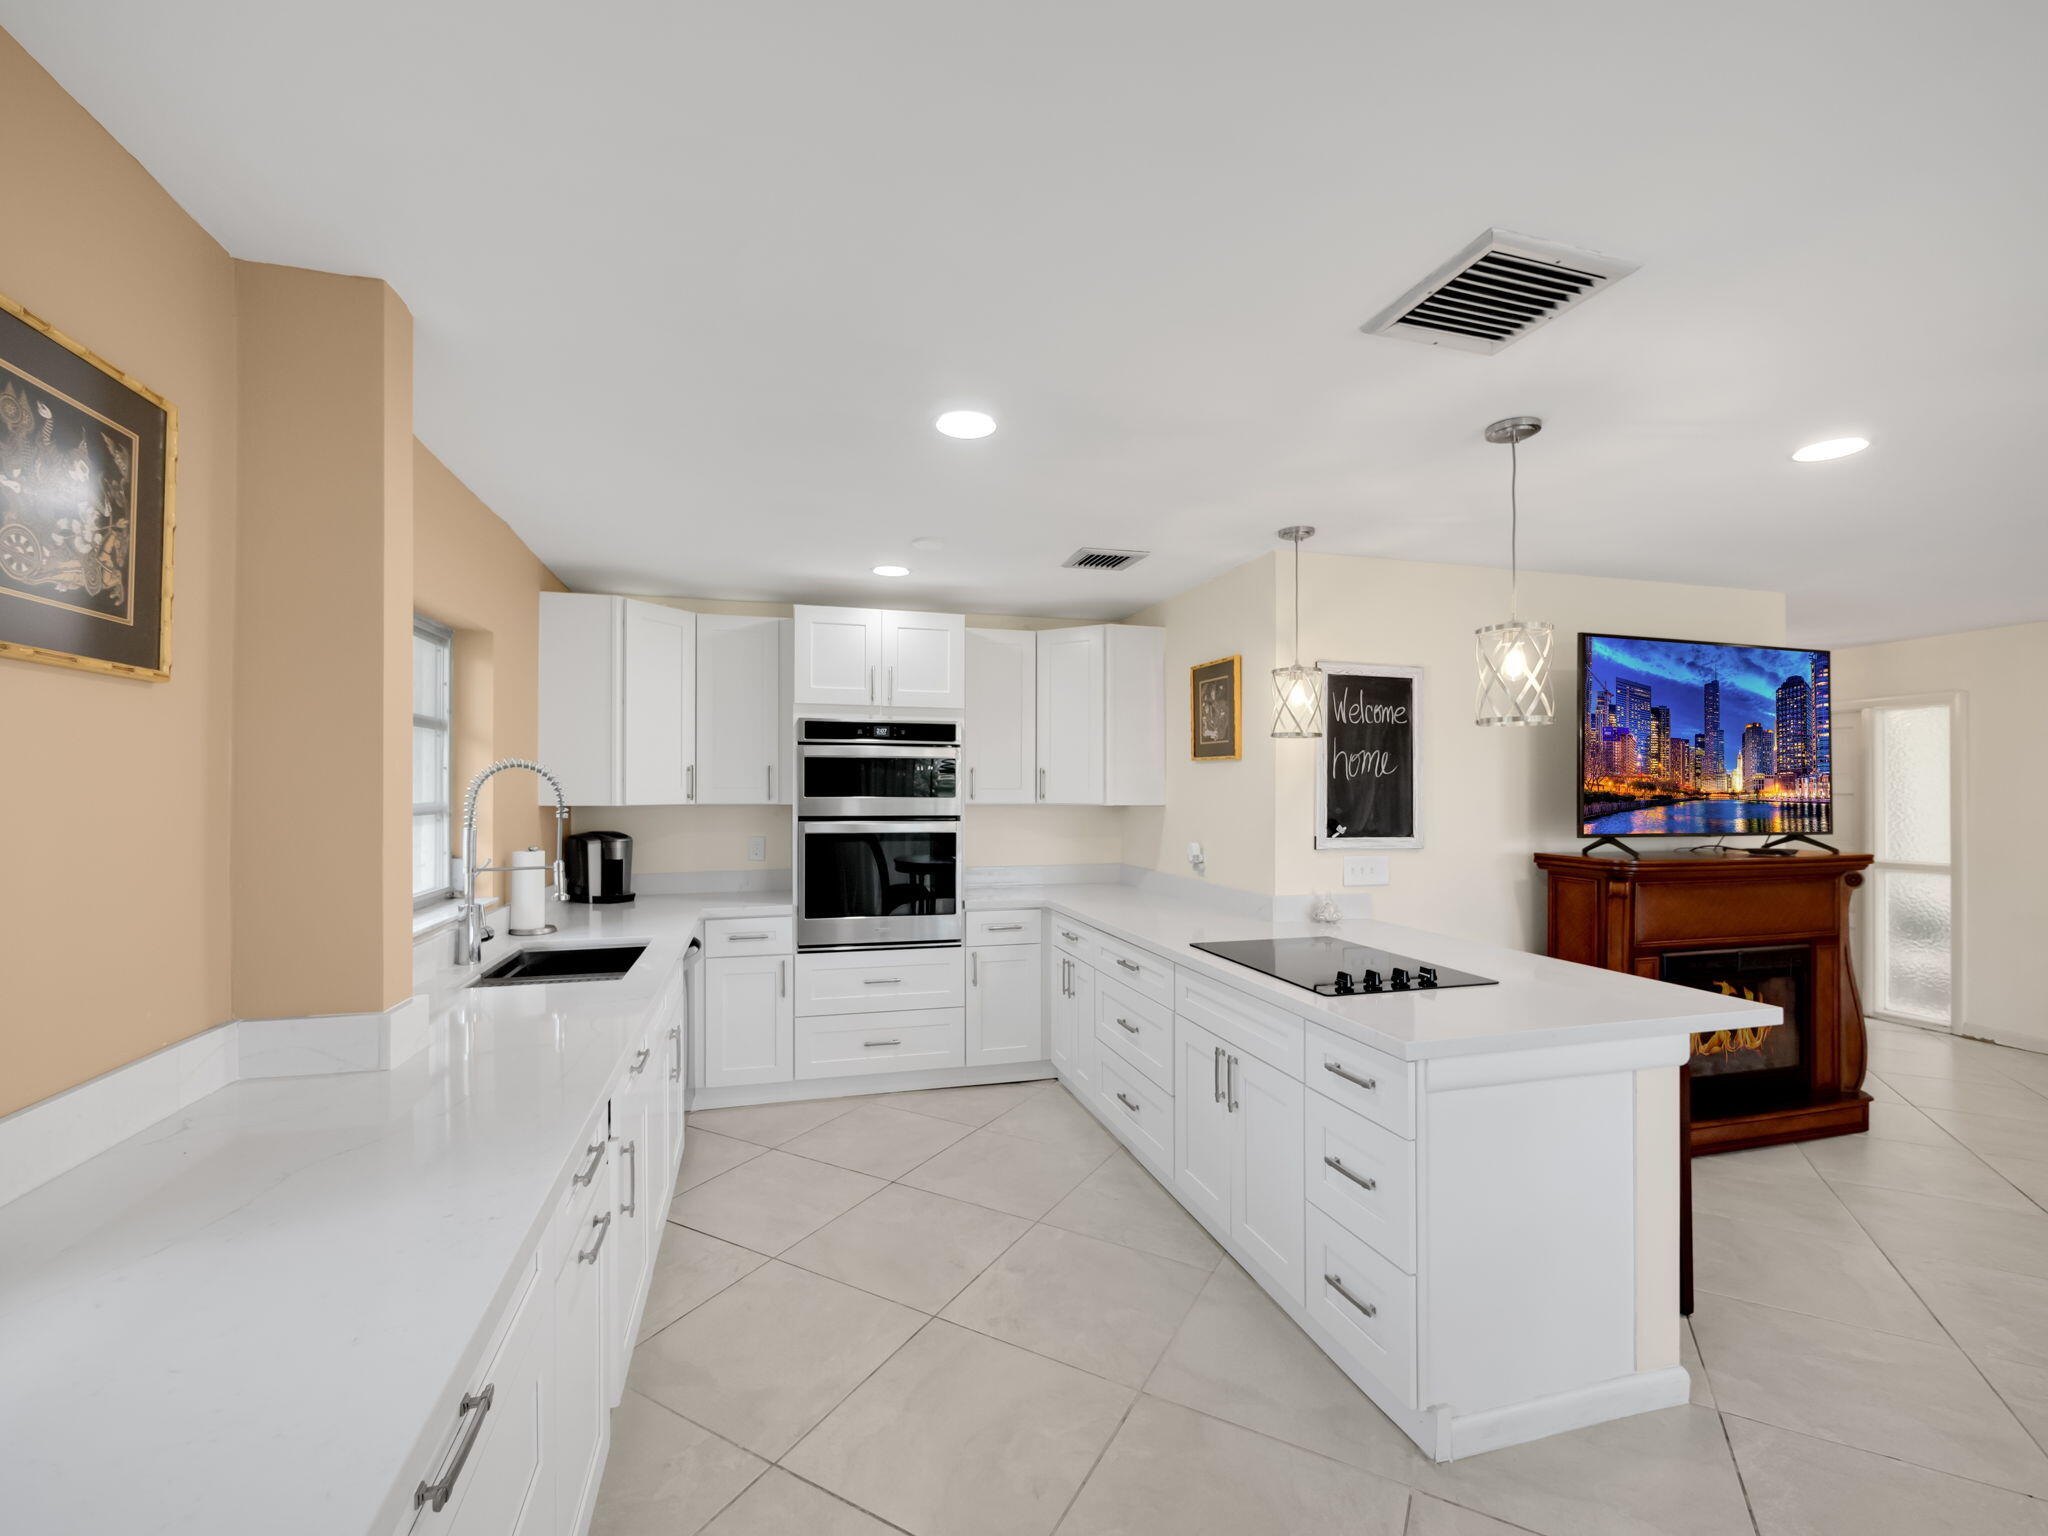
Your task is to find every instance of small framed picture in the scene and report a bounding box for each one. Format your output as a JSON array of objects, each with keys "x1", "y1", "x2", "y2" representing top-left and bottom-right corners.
[{"x1": 1190, "y1": 654, "x2": 1241, "y2": 761}]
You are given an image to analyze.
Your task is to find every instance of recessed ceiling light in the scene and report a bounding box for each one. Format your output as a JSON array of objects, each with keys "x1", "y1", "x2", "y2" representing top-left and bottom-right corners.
[
  {"x1": 1791, "y1": 436, "x2": 1869, "y2": 463},
  {"x1": 935, "y1": 410, "x2": 996, "y2": 439},
  {"x1": 872, "y1": 564, "x2": 909, "y2": 577}
]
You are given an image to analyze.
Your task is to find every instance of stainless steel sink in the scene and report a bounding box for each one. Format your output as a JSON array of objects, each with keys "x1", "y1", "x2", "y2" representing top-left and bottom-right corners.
[{"x1": 470, "y1": 944, "x2": 647, "y2": 987}]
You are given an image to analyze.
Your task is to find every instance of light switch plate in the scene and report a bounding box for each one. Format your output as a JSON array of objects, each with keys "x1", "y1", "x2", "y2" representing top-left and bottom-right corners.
[
  {"x1": 1343, "y1": 855, "x2": 1389, "y2": 887},
  {"x1": 747, "y1": 835, "x2": 766, "y2": 862}
]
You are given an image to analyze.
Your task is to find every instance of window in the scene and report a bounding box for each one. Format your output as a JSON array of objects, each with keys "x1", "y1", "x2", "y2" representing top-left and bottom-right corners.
[
  {"x1": 1865, "y1": 699, "x2": 1956, "y2": 1028},
  {"x1": 413, "y1": 617, "x2": 455, "y2": 903}
]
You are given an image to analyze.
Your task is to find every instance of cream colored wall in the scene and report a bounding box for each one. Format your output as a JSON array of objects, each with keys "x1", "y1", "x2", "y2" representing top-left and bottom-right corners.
[
  {"x1": 0, "y1": 30, "x2": 241, "y2": 1118},
  {"x1": 1833, "y1": 621, "x2": 2048, "y2": 1050}
]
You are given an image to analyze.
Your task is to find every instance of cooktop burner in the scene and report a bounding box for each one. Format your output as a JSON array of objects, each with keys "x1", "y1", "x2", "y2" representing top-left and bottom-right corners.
[{"x1": 1190, "y1": 936, "x2": 1496, "y2": 997}]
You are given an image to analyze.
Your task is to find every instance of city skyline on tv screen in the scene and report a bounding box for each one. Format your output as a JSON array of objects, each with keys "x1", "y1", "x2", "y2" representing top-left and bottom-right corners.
[{"x1": 1580, "y1": 634, "x2": 1833, "y2": 838}]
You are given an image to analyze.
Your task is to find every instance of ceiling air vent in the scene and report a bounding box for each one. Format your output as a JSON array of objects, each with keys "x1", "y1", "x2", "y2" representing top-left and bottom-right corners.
[
  {"x1": 1361, "y1": 229, "x2": 1639, "y2": 355},
  {"x1": 1062, "y1": 547, "x2": 1150, "y2": 572}
]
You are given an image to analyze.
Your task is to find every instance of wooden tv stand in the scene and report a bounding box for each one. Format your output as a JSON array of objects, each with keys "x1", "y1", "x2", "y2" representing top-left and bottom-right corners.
[{"x1": 1533, "y1": 848, "x2": 1874, "y2": 1154}]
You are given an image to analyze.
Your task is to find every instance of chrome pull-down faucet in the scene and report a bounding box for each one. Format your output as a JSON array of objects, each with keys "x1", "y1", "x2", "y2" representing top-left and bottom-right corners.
[{"x1": 457, "y1": 758, "x2": 570, "y2": 966}]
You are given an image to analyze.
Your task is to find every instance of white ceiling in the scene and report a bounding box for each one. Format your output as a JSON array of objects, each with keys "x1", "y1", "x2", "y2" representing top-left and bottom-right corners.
[{"x1": 7, "y1": 1, "x2": 2043, "y2": 645}]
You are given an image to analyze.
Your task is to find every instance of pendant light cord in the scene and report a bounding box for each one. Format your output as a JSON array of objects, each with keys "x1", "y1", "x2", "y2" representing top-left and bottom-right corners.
[
  {"x1": 1293, "y1": 535, "x2": 1302, "y2": 662},
  {"x1": 1508, "y1": 433, "x2": 1521, "y2": 622}
]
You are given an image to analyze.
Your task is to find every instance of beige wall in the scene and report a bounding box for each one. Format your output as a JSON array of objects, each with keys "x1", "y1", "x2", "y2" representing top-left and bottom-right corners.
[
  {"x1": 0, "y1": 30, "x2": 240, "y2": 1118},
  {"x1": 1833, "y1": 622, "x2": 2048, "y2": 1050}
]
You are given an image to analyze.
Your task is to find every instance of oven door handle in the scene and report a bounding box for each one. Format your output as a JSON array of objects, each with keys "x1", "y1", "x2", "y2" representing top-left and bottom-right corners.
[
  {"x1": 795, "y1": 819, "x2": 965, "y2": 836},
  {"x1": 796, "y1": 743, "x2": 962, "y2": 761}
]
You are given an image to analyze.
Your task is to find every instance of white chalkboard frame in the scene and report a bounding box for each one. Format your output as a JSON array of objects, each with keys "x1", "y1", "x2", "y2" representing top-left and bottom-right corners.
[{"x1": 1314, "y1": 661, "x2": 1423, "y2": 850}]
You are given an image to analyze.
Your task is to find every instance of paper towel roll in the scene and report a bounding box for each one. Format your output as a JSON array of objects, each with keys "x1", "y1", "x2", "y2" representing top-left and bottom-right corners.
[{"x1": 508, "y1": 846, "x2": 550, "y2": 934}]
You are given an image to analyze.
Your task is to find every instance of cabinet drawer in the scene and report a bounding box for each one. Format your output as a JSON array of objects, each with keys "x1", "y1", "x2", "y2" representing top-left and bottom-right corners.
[
  {"x1": 796, "y1": 1008, "x2": 965, "y2": 1078},
  {"x1": 702, "y1": 915, "x2": 794, "y2": 956},
  {"x1": 1091, "y1": 932, "x2": 1174, "y2": 1007},
  {"x1": 1305, "y1": 1207, "x2": 1418, "y2": 1409},
  {"x1": 1049, "y1": 918, "x2": 1097, "y2": 960},
  {"x1": 1094, "y1": 975, "x2": 1173, "y2": 1093},
  {"x1": 966, "y1": 908, "x2": 1041, "y2": 946},
  {"x1": 1175, "y1": 970, "x2": 1305, "y2": 1079},
  {"x1": 1095, "y1": 1049, "x2": 1172, "y2": 1175},
  {"x1": 1304, "y1": 1020, "x2": 1414, "y2": 1139},
  {"x1": 795, "y1": 947, "x2": 964, "y2": 1016},
  {"x1": 1306, "y1": 1091, "x2": 1416, "y2": 1274}
]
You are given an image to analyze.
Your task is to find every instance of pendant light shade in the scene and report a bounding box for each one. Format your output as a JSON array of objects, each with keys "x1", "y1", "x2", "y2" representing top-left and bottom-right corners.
[
  {"x1": 1474, "y1": 417, "x2": 1555, "y2": 728},
  {"x1": 1271, "y1": 525, "x2": 1322, "y2": 738}
]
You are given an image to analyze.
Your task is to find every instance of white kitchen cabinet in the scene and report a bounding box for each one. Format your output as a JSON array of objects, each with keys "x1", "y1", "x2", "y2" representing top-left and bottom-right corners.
[
  {"x1": 967, "y1": 943, "x2": 1044, "y2": 1066},
  {"x1": 696, "y1": 614, "x2": 792, "y2": 803},
  {"x1": 1173, "y1": 1021, "x2": 1235, "y2": 1235},
  {"x1": 1034, "y1": 626, "x2": 1103, "y2": 803},
  {"x1": 539, "y1": 592, "x2": 700, "y2": 806},
  {"x1": 1173, "y1": 1019, "x2": 1306, "y2": 1305},
  {"x1": 701, "y1": 952, "x2": 794, "y2": 1087},
  {"x1": 607, "y1": 1043, "x2": 664, "y2": 1401},
  {"x1": 964, "y1": 628, "x2": 1035, "y2": 803},
  {"x1": 413, "y1": 1256, "x2": 550, "y2": 1536},
  {"x1": 1033, "y1": 624, "x2": 1165, "y2": 805},
  {"x1": 793, "y1": 605, "x2": 966, "y2": 708},
  {"x1": 795, "y1": 945, "x2": 964, "y2": 1016},
  {"x1": 882, "y1": 610, "x2": 966, "y2": 708},
  {"x1": 792, "y1": 605, "x2": 883, "y2": 706},
  {"x1": 623, "y1": 601, "x2": 696, "y2": 803},
  {"x1": 551, "y1": 1139, "x2": 613, "y2": 1536},
  {"x1": 1049, "y1": 949, "x2": 1097, "y2": 1099}
]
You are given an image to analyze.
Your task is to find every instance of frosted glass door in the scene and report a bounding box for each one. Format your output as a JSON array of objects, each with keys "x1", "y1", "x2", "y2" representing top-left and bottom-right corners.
[{"x1": 1868, "y1": 703, "x2": 1953, "y2": 1027}]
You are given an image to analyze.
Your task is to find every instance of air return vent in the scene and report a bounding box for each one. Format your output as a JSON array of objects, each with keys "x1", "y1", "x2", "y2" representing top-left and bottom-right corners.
[
  {"x1": 1062, "y1": 547, "x2": 1150, "y2": 571},
  {"x1": 1361, "y1": 229, "x2": 1639, "y2": 355}
]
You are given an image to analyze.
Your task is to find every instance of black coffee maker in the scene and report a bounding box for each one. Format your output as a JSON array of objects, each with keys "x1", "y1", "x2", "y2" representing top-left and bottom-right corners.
[{"x1": 563, "y1": 830, "x2": 635, "y2": 903}]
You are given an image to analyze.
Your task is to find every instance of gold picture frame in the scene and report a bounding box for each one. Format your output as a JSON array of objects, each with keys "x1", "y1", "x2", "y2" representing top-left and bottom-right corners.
[
  {"x1": 0, "y1": 288, "x2": 177, "y2": 681},
  {"x1": 1190, "y1": 654, "x2": 1241, "y2": 761}
]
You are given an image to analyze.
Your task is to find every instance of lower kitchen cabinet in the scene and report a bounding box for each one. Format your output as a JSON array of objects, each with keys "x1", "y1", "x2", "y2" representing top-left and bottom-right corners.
[
  {"x1": 608, "y1": 1042, "x2": 666, "y2": 1401},
  {"x1": 966, "y1": 943, "x2": 1043, "y2": 1066},
  {"x1": 1048, "y1": 948, "x2": 1097, "y2": 1099},
  {"x1": 1175, "y1": 1019, "x2": 1306, "y2": 1306},
  {"x1": 701, "y1": 952, "x2": 793, "y2": 1087},
  {"x1": 551, "y1": 1134, "x2": 613, "y2": 1536},
  {"x1": 413, "y1": 1255, "x2": 550, "y2": 1536}
]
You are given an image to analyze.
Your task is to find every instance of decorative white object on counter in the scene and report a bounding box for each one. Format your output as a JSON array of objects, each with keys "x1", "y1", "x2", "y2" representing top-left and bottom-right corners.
[
  {"x1": 507, "y1": 845, "x2": 552, "y2": 935},
  {"x1": 1308, "y1": 893, "x2": 1344, "y2": 924}
]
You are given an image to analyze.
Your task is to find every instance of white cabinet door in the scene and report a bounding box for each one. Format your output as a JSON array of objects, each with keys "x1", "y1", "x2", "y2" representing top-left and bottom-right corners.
[
  {"x1": 1047, "y1": 949, "x2": 1075, "y2": 1073},
  {"x1": 701, "y1": 954, "x2": 794, "y2": 1087},
  {"x1": 793, "y1": 605, "x2": 882, "y2": 706},
  {"x1": 1036, "y1": 626, "x2": 1105, "y2": 804},
  {"x1": 882, "y1": 610, "x2": 965, "y2": 708},
  {"x1": 1103, "y1": 624, "x2": 1166, "y2": 806},
  {"x1": 1174, "y1": 1020, "x2": 1234, "y2": 1235},
  {"x1": 965, "y1": 628, "x2": 1035, "y2": 804},
  {"x1": 1230, "y1": 1051, "x2": 1307, "y2": 1307},
  {"x1": 539, "y1": 592, "x2": 623, "y2": 805},
  {"x1": 553, "y1": 1182, "x2": 612, "y2": 1536},
  {"x1": 622, "y1": 601, "x2": 696, "y2": 804},
  {"x1": 696, "y1": 614, "x2": 791, "y2": 803},
  {"x1": 967, "y1": 943, "x2": 1044, "y2": 1066},
  {"x1": 419, "y1": 1261, "x2": 550, "y2": 1536},
  {"x1": 608, "y1": 1051, "x2": 663, "y2": 1399},
  {"x1": 1062, "y1": 960, "x2": 1098, "y2": 1099}
]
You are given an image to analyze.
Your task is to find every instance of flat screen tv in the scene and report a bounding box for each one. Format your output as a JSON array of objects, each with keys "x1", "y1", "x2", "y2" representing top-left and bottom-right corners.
[{"x1": 1579, "y1": 633, "x2": 1832, "y2": 839}]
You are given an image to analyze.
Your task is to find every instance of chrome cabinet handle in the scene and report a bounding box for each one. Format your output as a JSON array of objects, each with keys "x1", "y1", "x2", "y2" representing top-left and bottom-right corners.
[
  {"x1": 1213, "y1": 1044, "x2": 1225, "y2": 1103},
  {"x1": 1060, "y1": 929, "x2": 1081, "y2": 942},
  {"x1": 630, "y1": 1047, "x2": 651, "y2": 1076},
  {"x1": 969, "y1": 766, "x2": 976, "y2": 800},
  {"x1": 863, "y1": 1037, "x2": 901, "y2": 1048},
  {"x1": 727, "y1": 931, "x2": 773, "y2": 941},
  {"x1": 868, "y1": 665, "x2": 876, "y2": 702},
  {"x1": 1061, "y1": 957, "x2": 1072, "y2": 998},
  {"x1": 669, "y1": 1025, "x2": 682, "y2": 1083},
  {"x1": 1323, "y1": 1155, "x2": 1378, "y2": 1193},
  {"x1": 621, "y1": 1139, "x2": 639, "y2": 1215},
  {"x1": 1325, "y1": 1272, "x2": 1378, "y2": 1319},
  {"x1": 414, "y1": 1384, "x2": 495, "y2": 1511},
  {"x1": 1227, "y1": 1054, "x2": 1239, "y2": 1113},
  {"x1": 888, "y1": 665, "x2": 895, "y2": 702},
  {"x1": 1038, "y1": 767, "x2": 1046, "y2": 801},
  {"x1": 1116, "y1": 958, "x2": 1141, "y2": 973},
  {"x1": 686, "y1": 763, "x2": 695, "y2": 802},
  {"x1": 572, "y1": 1140, "x2": 605, "y2": 1187},
  {"x1": 986, "y1": 922, "x2": 1025, "y2": 932},
  {"x1": 779, "y1": 959, "x2": 788, "y2": 997},
  {"x1": 766, "y1": 765, "x2": 773, "y2": 801},
  {"x1": 971, "y1": 951, "x2": 979, "y2": 985},
  {"x1": 1114, "y1": 1015, "x2": 1139, "y2": 1034},
  {"x1": 1323, "y1": 1060, "x2": 1379, "y2": 1093},
  {"x1": 862, "y1": 976, "x2": 902, "y2": 986},
  {"x1": 579, "y1": 1211, "x2": 612, "y2": 1264},
  {"x1": 1115, "y1": 1091, "x2": 1140, "y2": 1113}
]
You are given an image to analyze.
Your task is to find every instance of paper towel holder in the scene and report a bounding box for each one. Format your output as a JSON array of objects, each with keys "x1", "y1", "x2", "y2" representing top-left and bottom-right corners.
[{"x1": 508, "y1": 845, "x2": 560, "y2": 937}]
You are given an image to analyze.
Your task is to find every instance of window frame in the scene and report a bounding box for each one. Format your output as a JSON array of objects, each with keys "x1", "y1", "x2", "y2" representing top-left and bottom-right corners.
[{"x1": 413, "y1": 616, "x2": 457, "y2": 907}]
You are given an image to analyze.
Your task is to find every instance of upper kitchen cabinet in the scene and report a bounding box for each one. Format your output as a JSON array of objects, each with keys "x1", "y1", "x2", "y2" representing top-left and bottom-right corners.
[
  {"x1": 964, "y1": 628, "x2": 1035, "y2": 803},
  {"x1": 793, "y1": 605, "x2": 966, "y2": 709},
  {"x1": 538, "y1": 593, "x2": 701, "y2": 806},
  {"x1": 621, "y1": 601, "x2": 696, "y2": 804},
  {"x1": 696, "y1": 614, "x2": 792, "y2": 804},
  {"x1": 1034, "y1": 624, "x2": 1165, "y2": 805}
]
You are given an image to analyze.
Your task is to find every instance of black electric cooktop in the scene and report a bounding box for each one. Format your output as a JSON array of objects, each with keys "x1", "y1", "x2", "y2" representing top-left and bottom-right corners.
[{"x1": 1190, "y1": 936, "x2": 1496, "y2": 997}]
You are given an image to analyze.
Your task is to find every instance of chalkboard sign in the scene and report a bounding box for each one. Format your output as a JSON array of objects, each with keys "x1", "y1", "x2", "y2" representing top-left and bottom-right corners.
[{"x1": 1316, "y1": 663, "x2": 1422, "y2": 849}]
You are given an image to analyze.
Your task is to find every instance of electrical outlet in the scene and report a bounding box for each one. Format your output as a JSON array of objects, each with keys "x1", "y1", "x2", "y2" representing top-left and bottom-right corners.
[
  {"x1": 747, "y1": 835, "x2": 766, "y2": 862},
  {"x1": 1343, "y1": 855, "x2": 1388, "y2": 887}
]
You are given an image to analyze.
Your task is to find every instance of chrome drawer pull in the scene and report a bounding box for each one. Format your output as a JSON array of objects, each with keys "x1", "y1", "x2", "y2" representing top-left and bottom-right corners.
[
  {"x1": 1114, "y1": 1015, "x2": 1140, "y2": 1034},
  {"x1": 669, "y1": 1025, "x2": 682, "y2": 1083},
  {"x1": 414, "y1": 1384, "x2": 495, "y2": 1510},
  {"x1": 1324, "y1": 1272, "x2": 1377, "y2": 1318},
  {"x1": 630, "y1": 1047, "x2": 651, "y2": 1075},
  {"x1": 1323, "y1": 1155, "x2": 1378, "y2": 1192},
  {"x1": 726, "y1": 932, "x2": 773, "y2": 941},
  {"x1": 1116, "y1": 958, "x2": 1142, "y2": 972},
  {"x1": 621, "y1": 1139, "x2": 638, "y2": 1215},
  {"x1": 1115, "y1": 1091, "x2": 1140, "y2": 1113},
  {"x1": 986, "y1": 923, "x2": 1025, "y2": 932},
  {"x1": 863, "y1": 1037, "x2": 902, "y2": 1048},
  {"x1": 862, "y1": 977, "x2": 903, "y2": 985},
  {"x1": 1060, "y1": 929, "x2": 1081, "y2": 941},
  {"x1": 572, "y1": 1140, "x2": 604, "y2": 1187},
  {"x1": 1213, "y1": 1045, "x2": 1225, "y2": 1103},
  {"x1": 1323, "y1": 1060, "x2": 1379, "y2": 1093},
  {"x1": 1227, "y1": 1053, "x2": 1240, "y2": 1113},
  {"x1": 579, "y1": 1211, "x2": 612, "y2": 1264}
]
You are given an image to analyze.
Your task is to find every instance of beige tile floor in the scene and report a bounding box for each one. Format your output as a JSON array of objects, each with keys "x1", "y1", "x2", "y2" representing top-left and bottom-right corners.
[{"x1": 594, "y1": 1021, "x2": 2048, "y2": 1536}]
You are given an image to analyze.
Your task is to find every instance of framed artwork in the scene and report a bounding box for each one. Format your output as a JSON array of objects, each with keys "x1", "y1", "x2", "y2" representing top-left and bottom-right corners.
[
  {"x1": 1316, "y1": 662, "x2": 1422, "y2": 848},
  {"x1": 1190, "y1": 654, "x2": 1241, "y2": 761},
  {"x1": 0, "y1": 290, "x2": 176, "y2": 680}
]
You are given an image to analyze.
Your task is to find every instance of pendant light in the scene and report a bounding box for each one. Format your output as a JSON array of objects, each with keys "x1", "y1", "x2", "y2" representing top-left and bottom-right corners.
[
  {"x1": 1271, "y1": 525, "x2": 1322, "y2": 738},
  {"x1": 1474, "y1": 416, "x2": 1555, "y2": 727}
]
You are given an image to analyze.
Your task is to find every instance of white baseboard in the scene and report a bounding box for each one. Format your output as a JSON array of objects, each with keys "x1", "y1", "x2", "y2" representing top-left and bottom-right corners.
[
  {"x1": 1441, "y1": 1366, "x2": 1692, "y2": 1458},
  {"x1": 689, "y1": 1061, "x2": 1056, "y2": 1111}
]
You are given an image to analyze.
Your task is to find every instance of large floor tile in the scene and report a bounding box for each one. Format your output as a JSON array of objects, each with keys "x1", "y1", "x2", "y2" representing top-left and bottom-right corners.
[
  {"x1": 1833, "y1": 1181, "x2": 2048, "y2": 1280},
  {"x1": 782, "y1": 1183, "x2": 1030, "y2": 1311},
  {"x1": 699, "y1": 1469, "x2": 906, "y2": 1536},
  {"x1": 1689, "y1": 1155, "x2": 1865, "y2": 1241},
  {"x1": 669, "y1": 1149, "x2": 886, "y2": 1254},
  {"x1": 1882, "y1": 1071, "x2": 2048, "y2": 1121},
  {"x1": 1860, "y1": 1099, "x2": 1957, "y2": 1147},
  {"x1": 628, "y1": 1261, "x2": 924, "y2": 1459},
  {"x1": 898, "y1": 1126, "x2": 1112, "y2": 1218},
  {"x1": 1801, "y1": 1134, "x2": 2036, "y2": 1211},
  {"x1": 869, "y1": 1079, "x2": 1052, "y2": 1126},
  {"x1": 590, "y1": 1390, "x2": 767, "y2": 1536},
  {"x1": 778, "y1": 1102, "x2": 973, "y2": 1180},
  {"x1": 1861, "y1": 1073, "x2": 1904, "y2": 1103},
  {"x1": 1891, "y1": 1253, "x2": 2048, "y2": 1371},
  {"x1": 1054, "y1": 1396, "x2": 1409, "y2": 1536},
  {"x1": 1406, "y1": 1496, "x2": 1542, "y2": 1535},
  {"x1": 1925, "y1": 1107, "x2": 2048, "y2": 1165},
  {"x1": 1042, "y1": 1149, "x2": 1224, "y2": 1270},
  {"x1": 676, "y1": 1127, "x2": 767, "y2": 1192},
  {"x1": 1680, "y1": 1320, "x2": 1715, "y2": 1409},
  {"x1": 1691, "y1": 1212, "x2": 1941, "y2": 1340},
  {"x1": 1689, "y1": 1293, "x2": 2048, "y2": 1496},
  {"x1": 685, "y1": 1097, "x2": 862, "y2": 1147},
  {"x1": 1867, "y1": 1035, "x2": 2019, "y2": 1086},
  {"x1": 1978, "y1": 1354, "x2": 2048, "y2": 1452},
  {"x1": 1724, "y1": 1413, "x2": 2048, "y2": 1536},
  {"x1": 943, "y1": 1223, "x2": 1208, "y2": 1387},
  {"x1": 1990, "y1": 1155, "x2": 2048, "y2": 1210},
  {"x1": 1699, "y1": 1143, "x2": 1826, "y2": 1182},
  {"x1": 639, "y1": 1224, "x2": 769, "y2": 1341},
  {"x1": 982, "y1": 1086, "x2": 1117, "y2": 1155},
  {"x1": 785, "y1": 1319, "x2": 1134, "y2": 1536}
]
